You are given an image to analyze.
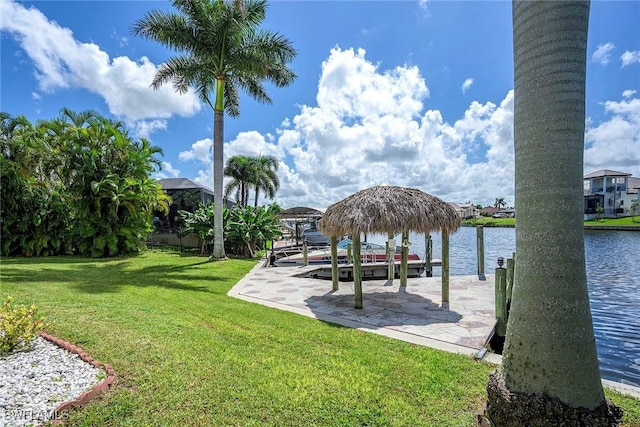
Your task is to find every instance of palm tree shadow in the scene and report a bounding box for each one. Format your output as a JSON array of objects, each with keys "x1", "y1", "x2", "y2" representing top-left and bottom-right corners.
[
  {"x1": 1, "y1": 255, "x2": 223, "y2": 294},
  {"x1": 304, "y1": 288, "x2": 462, "y2": 330}
]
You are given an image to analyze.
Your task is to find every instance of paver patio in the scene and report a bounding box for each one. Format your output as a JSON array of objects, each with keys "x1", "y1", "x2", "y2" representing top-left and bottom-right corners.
[{"x1": 230, "y1": 261, "x2": 500, "y2": 360}]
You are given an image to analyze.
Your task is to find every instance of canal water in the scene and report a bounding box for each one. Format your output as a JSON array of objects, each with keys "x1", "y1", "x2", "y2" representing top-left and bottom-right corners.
[{"x1": 370, "y1": 227, "x2": 640, "y2": 387}]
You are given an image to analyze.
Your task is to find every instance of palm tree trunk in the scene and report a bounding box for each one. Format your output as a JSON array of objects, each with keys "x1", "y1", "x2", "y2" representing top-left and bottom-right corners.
[
  {"x1": 211, "y1": 107, "x2": 226, "y2": 259},
  {"x1": 254, "y1": 187, "x2": 259, "y2": 208},
  {"x1": 486, "y1": 1, "x2": 621, "y2": 425}
]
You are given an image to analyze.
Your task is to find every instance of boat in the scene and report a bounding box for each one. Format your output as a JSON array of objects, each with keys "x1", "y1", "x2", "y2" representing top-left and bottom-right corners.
[{"x1": 272, "y1": 238, "x2": 420, "y2": 267}]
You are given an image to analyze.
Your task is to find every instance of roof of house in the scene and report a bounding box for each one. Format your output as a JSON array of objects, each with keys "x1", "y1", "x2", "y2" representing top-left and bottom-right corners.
[
  {"x1": 628, "y1": 177, "x2": 640, "y2": 194},
  {"x1": 479, "y1": 206, "x2": 500, "y2": 213},
  {"x1": 158, "y1": 178, "x2": 214, "y2": 196},
  {"x1": 449, "y1": 203, "x2": 476, "y2": 209},
  {"x1": 583, "y1": 169, "x2": 632, "y2": 179}
]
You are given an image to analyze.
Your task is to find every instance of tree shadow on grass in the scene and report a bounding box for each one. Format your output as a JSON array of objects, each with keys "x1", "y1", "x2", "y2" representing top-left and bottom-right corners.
[{"x1": 0, "y1": 253, "x2": 232, "y2": 295}]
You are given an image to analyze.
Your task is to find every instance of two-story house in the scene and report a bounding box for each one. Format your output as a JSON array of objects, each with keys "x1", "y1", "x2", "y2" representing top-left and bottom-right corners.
[
  {"x1": 449, "y1": 203, "x2": 479, "y2": 219},
  {"x1": 583, "y1": 169, "x2": 639, "y2": 219}
]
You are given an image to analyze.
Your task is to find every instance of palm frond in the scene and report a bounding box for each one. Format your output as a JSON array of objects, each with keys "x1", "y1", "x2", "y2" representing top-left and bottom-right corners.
[
  {"x1": 223, "y1": 76, "x2": 241, "y2": 117},
  {"x1": 235, "y1": 74, "x2": 271, "y2": 105},
  {"x1": 131, "y1": 10, "x2": 197, "y2": 53}
]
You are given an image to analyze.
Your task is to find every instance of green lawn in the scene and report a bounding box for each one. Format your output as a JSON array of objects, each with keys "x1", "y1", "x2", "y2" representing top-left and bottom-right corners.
[
  {"x1": 462, "y1": 217, "x2": 515, "y2": 227},
  {"x1": 585, "y1": 216, "x2": 640, "y2": 226},
  {"x1": 1, "y1": 251, "x2": 639, "y2": 426},
  {"x1": 462, "y1": 216, "x2": 640, "y2": 227}
]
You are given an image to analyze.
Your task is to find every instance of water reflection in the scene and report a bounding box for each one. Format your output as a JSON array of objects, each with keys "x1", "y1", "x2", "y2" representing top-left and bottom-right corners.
[{"x1": 370, "y1": 227, "x2": 640, "y2": 387}]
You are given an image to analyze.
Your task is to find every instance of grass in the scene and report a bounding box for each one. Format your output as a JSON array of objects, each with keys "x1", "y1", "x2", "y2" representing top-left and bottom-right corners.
[
  {"x1": 585, "y1": 216, "x2": 640, "y2": 226},
  {"x1": 1, "y1": 251, "x2": 639, "y2": 426},
  {"x1": 462, "y1": 217, "x2": 515, "y2": 227},
  {"x1": 462, "y1": 216, "x2": 640, "y2": 227}
]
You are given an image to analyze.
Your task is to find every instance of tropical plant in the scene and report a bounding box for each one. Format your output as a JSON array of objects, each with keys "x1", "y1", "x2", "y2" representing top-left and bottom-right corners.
[
  {"x1": 493, "y1": 197, "x2": 507, "y2": 210},
  {"x1": 629, "y1": 199, "x2": 638, "y2": 223},
  {"x1": 178, "y1": 202, "x2": 281, "y2": 256},
  {"x1": 179, "y1": 203, "x2": 217, "y2": 255},
  {"x1": 0, "y1": 296, "x2": 45, "y2": 354},
  {"x1": 595, "y1": 202, "x2": 605, "y2": 221},
  {"x1": 224, "y1": 203, "x2": 282, "y2": 257},
  {"x1": 0, "y1": 110, "x2": 169, "y2": 257},
  {"x1": 223, "y1": 154, "x2": 280, "y2": 207},
  {"x1": 0, "y1": 113, "x2": 70, "y2": 256},
  {"x1": 224, "y1": 154, "x2": 254, "y2": 207},
  {"x1": 250, "y1": 155, "x2": 280, "y2": 207},
  {"x1": 132, "y1": 0, "x2": 297, "y2": 259},
  {"x1": 485, "y1": 2, "x2": 621, "y2": 425}
]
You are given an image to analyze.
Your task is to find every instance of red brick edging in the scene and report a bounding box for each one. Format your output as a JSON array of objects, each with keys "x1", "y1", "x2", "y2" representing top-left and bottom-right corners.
[{"x1": 39, "y1": 332, "x2": 115, "y2": 425}]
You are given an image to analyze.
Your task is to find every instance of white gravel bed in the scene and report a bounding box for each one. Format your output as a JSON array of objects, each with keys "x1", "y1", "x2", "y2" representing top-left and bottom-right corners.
[{"x1": 0, "y1": 337, "x2": 104, "y2": 427}]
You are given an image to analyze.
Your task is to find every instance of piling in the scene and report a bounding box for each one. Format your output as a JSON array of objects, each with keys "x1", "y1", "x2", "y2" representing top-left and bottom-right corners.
[
  {"x1": 495, "y1": 263, "x2": 507, "y2": 337},
  {"x1": 347, "y1": 243, "x2": 353, "y2": 264},
  {"x1": 442, "y1": 232, "x2": 450, "y2": 303},
  {"x1": 476, "y1": 226, "x2": 485, "y2": 279},
  {"x1": 302, "y1": 241, "x2": 308, "y2": 266},
  {"x1": 506, "y1": 257, "x2": 514, "y2": 308}
]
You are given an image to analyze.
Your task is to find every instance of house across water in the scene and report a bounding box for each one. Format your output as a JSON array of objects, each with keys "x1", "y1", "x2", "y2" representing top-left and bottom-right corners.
[{"x1": 584, "y1": 169, "x2": 640, "y2": 219}]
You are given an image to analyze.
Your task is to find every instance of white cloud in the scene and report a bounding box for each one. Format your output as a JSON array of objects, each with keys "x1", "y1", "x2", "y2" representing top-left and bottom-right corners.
[
  {"x1": 316, "y1": 47, "x2": 428, "y2": 121},
  {"x1": 110, "y1": 28, "x2": 129, "y2": 48},
  {"x1": 592, "y1": 42, "x2": 615, "y2": 65},
  {"x1": 134, "y1": 119, "x2": 167, "y2": 140},
  {"x1": 180, "y1": 47, "x2": 516, "y2": 208},
  {"x1": 179, "y1": 138, "x2": 212, "y2": 165},
  {"x1": 0, "y1": 0, "x2": 201, "y2": 122},
  {"x1": 591, "y1": 42, "x2": 616, "y2": 65},
  {"x1": 621, "y1": 50, "x2": 640, "y2": 67},
  {"x1": 177, "y1": 44, "x2": 639, "y2": 211},
  {"x1": 461, "y1": 78, "x2": 474, "y2": 94},
  {"x1": 155, "y1": 161, "x2": 181, "y2": 179},
  {"x1": 585, "y1": 95, "x2": 640, "y2": 178},
  {"x1": 622, "y1": 90, "x2": 637, "y2": 99},
  {"x1": 418, "y1": 0, "x2": 430, "y2": 16}
]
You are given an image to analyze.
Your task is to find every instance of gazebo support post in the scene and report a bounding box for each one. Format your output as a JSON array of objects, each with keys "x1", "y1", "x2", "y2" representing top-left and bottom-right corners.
[
  {"x1": 387, "y1": 231, "x2": 395, "y2": 281},
  {"x1": 331, "y1": 236, "x2": 339, "y2": 291},
  {"x1": 401, "y1": 231, "x2": 409, "y2": 286},
  {"x1": 425, "y1": 233, "x2": 432, "y2": 277},
  {"x1": 442, "y1": 231, "x2": 450, "y2": 303},
  {"x1": 353, "y1": 234, "x2": 363, "y2": 309}
]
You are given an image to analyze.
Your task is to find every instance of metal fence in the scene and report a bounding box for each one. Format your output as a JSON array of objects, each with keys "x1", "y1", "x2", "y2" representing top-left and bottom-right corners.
[{"x1": 146, "y1": 230, "x2": 201, "y2": 250}]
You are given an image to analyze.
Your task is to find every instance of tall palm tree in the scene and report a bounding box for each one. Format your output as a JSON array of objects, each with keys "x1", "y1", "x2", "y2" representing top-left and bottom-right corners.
[
  {"x1": 250, "y1": 155, "x2": 279, "y2": 207},
  {"x1": 224, "y1": 154, "x2": 253, "y2": 207},
  {"x1": 132, "y1": 0, "x2": 297, "y2": 259},
  {"x1": 486, "y1": 1, "x2": 621, "y2": 425},
  {"x1": 493, "y1": 197, "x2": 506, "y2": 210}
]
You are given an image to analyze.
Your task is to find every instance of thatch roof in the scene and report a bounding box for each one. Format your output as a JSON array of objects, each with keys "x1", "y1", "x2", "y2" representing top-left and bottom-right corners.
[{"x1": 318, "y1": 185, "x2": 461, "y2": 237}]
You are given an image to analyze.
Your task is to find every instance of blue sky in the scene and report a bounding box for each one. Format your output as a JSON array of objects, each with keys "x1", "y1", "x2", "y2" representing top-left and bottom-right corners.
[{"x1": 1, "y1": 0, "x2": 639, "y2": 210}]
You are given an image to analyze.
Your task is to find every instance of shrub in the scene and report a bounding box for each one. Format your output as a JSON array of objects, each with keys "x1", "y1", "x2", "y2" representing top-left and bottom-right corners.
[{"x1": 0, "y1": 296, "x2": 45, "y2": 354}]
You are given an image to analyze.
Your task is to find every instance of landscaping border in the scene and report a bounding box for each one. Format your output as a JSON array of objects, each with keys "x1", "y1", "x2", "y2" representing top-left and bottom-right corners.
[{"x1": 38, "y1": 332, "x2": 115, "y2": 425}]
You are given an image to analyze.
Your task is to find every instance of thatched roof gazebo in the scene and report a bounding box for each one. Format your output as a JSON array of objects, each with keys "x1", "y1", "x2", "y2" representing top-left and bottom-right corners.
[{"x1": 319, "y1": 185, "x2": 461, "y2": 308}]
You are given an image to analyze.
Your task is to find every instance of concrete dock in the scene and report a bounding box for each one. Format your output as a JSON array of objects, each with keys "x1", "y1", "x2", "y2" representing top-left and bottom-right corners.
[{"x1": 229, "y1": 261, "x2": 500, "y2": 361}]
